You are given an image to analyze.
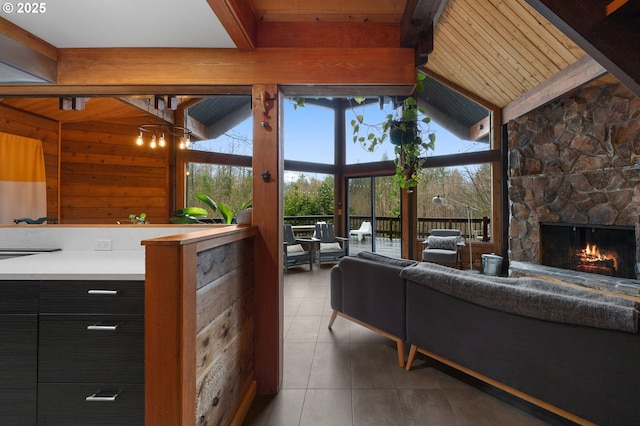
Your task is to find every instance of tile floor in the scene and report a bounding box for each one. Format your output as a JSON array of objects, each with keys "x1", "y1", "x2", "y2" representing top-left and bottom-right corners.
[{"x1": 243, "y1": 263, "x2": 572, "y2": 426}]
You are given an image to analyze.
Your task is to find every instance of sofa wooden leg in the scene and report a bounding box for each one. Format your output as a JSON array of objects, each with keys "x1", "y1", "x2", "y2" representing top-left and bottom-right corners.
[
  {"x1": 405, "y1": 344, "x2": 418, "y2": 371},
  {"x1": 328, "y1": 310, "x2": 338, "y2": 329},
  {"x1": 396, "y1": 339, "x2": 406, "y2": 368}
]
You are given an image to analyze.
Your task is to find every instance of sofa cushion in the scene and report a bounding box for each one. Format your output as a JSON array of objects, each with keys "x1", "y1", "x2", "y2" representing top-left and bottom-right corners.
[
  {"x1": 401, "y1": 262, "x2": 639, "y2": 333},
  {"x1": 357, "y1": 251, "x2": 418, "y2": 267}
]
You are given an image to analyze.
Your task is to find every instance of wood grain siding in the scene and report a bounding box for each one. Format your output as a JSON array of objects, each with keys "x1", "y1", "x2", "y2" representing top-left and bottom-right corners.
[
  {"x1": 0, "y1": 103, "x2": 59, "y2": 220},
  {"x1": 195, "y1": 240, "x2": 254, "y2": 425},
  {"x1": 60, "y1": 121, "x2": 169, "y2": 224},
  {"x1": 143, "y1": 226, "x2": 256, "y2": 426}
]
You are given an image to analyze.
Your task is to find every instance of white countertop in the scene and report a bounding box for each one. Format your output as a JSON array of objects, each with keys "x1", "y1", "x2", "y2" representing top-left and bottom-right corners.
[{"x1": 0, "y1": 250, "x2": 145, "y2": 281}]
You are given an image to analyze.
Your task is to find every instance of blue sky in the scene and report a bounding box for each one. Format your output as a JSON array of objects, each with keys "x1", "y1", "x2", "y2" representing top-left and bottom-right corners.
[{"x1": 192, "y1": 98, "x2": 488, "y2": 175}]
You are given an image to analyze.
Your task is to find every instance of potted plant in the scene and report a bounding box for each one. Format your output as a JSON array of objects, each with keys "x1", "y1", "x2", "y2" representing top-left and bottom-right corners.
[
  {"x1": 350, "y1": 73, "x2": 436, "y2": 191},
  {"x1": 170, "y1": 194, "x2": 252, "y2": 224}
]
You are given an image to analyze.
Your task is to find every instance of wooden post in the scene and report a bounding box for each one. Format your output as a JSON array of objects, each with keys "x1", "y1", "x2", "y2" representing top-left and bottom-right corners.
[
  {"x1": 401, "y1": 188, "x2": 418, "y2": 260},
  {"x1": 251, "y1": 84, "x2": 283, "y2": 393}
]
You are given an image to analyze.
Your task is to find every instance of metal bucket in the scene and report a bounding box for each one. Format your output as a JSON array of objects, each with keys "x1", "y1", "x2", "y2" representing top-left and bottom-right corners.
[{"x1": 482, "y1": 253, "x2": 503, "y2": 276}]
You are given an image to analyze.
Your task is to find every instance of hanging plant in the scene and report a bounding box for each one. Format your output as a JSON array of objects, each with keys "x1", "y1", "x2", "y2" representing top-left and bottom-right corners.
[{"x1": 350, "y1": 73, "x2": 436, "y2": 191}]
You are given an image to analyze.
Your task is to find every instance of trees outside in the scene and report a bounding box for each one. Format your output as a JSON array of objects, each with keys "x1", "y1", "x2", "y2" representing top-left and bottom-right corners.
[
  {"x1": 284, "y1": 174, "x2": 334, "y2": 216},
  {"x1": 416, "y1": 164, "x2": 491, "y2": 219},
  {"x1": 186, "y1": 163, "x2": 253, "y2": 218},
  {"x1": 186, "y1": 161, "x2": 491, "y2": 226}
]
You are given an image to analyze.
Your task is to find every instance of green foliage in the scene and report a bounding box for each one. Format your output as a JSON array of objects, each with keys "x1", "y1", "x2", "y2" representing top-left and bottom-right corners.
[
  {"x1": 194, "y1": 193, "x2": 251, "y2": 224},
  {"x1": 284, "y1": 175, "x2": 334, "y2": 216},
  {"x1": 120, "y1": 212, "x2": 149, "y2": 225},
  {"x1": 349, "y1": 73, "x2": 436, "y2": 191},
  {"x1": 169, "y1": 207, "x2": 208, "y2": 224},
  {"x1": 185, "y1": 163, "x2": 253, "y2": 222}
]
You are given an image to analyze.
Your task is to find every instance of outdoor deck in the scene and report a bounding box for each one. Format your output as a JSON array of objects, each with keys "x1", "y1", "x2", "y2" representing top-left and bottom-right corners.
[{"x1": 347, "y1": 235, "x2": 402, "y2": 258}]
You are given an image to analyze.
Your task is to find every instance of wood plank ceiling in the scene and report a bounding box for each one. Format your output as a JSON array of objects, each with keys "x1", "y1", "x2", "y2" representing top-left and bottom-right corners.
[{"x1": 423, "y1": 0, "x2": 585, "y2": 108}]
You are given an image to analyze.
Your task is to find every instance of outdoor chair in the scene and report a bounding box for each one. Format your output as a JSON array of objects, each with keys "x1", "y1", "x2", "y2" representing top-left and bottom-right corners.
[
  {"x1": 349, "y1": 221, "x2": 372, "y2": 241},
  {"x1": 313, "y1": 223, "x2": 348, "y2": 265},
  {"x1": 283, "y1": 224, "x2": 313, "y2": 272},
  {"x1": 421, "y1": 229, "x2": 463, "y2": 269}
]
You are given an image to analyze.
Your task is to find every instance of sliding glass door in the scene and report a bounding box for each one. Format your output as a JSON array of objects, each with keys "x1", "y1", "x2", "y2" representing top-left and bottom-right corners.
[{"x1": 346, "y1": 175, "x2": 400, "y2": 258}]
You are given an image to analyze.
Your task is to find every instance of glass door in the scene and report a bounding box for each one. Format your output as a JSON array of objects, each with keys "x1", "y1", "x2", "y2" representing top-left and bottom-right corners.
[{"x1": 347, "y1": 175, "x2": 400, "y2": 257}]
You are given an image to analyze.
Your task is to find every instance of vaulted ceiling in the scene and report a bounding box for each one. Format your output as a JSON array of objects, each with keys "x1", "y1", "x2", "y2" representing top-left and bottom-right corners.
[{"x1": 0, "y1": 0, "x2": 638, "y2": 133}]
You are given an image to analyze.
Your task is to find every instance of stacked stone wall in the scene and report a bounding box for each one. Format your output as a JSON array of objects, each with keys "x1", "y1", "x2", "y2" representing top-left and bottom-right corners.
[{"x1": 508, "y1": 82, "x2": 640, "y2": 263}]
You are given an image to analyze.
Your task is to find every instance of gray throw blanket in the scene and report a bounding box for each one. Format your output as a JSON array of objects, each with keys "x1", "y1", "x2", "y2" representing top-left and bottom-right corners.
[{"x1": 401, "y1": 262, "x2": 640, "y2": 333}]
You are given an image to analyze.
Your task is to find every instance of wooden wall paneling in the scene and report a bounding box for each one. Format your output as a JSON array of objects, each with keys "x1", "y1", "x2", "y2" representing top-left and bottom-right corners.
[
  {"x1": 256, "y1": 22, "x2": 400, "y2": 48},
  {"x1": 60, "y1": 121, "x2": 170, "y2": 224},
  {"x1": 143, "y1": 226, "x2": 256, "y2": 426},
  {"x1": 251, "y1": 84, "x2": 283, "y2": 393},
  {"x1": 248, "y1": 0, "x2": 404, "y2": 22},
  {"x1": 0, "y1": 103, "x2": 59, "y2": 221},
  {"x1": 194, "y1": 241, "x2": 255, "y2": 425}
]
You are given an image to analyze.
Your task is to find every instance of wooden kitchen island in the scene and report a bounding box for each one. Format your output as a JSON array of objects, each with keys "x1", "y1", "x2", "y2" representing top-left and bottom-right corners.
[{"x1": 0, "y1": 225, "x2": 256, "y2": 426}]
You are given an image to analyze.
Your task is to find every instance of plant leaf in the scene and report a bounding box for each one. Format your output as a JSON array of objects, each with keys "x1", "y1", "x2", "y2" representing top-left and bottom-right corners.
[
  {"x1": 182, "y1": 207, "x2": 208, "y2": 216},
  {"x1": 195, "y1": 193, "x2": 217, "y2": 211},
  {"x1": 217, "y1": 203, "x2": 233, "y2": 224}
]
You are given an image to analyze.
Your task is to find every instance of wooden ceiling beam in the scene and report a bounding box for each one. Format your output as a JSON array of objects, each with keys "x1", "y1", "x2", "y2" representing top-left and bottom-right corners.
[
  {"x1": 400, "y1": 0, "x2": 446, "y2": 67},
  {"x1": 502, "y1": 55, "x2": 607, "y2": 123},
  {"x1": 206, "y1": 0, "x2": 257, "y2": 51},
  {"x1": 0, "y1": 18, "x2": 57, "y2": 83},
  {"x1": 525, "y1": 0, "x2": 640, "y2": 97},
  {"x1": 50, "y1": 47, "x2": 414, "y2": 87}
]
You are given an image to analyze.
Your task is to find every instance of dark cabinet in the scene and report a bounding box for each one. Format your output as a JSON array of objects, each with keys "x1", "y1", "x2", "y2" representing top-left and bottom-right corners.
[
  {"x1": 38, "y1": 383, "x2": 144, "y2": 426},
  {"x1": 0, "y1": 280, "x2": 144, "y2": 426},
  {"x1": 0, "y1": 282, "x2": 38, "y2": 425}
]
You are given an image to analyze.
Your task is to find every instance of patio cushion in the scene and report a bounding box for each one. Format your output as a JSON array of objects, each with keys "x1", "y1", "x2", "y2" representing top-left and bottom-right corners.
[
  {"x1": 321, "y1": 242, "x2": 342, "y2": 250},
  {"x1": 287, "y1": 244, "x2": 304, "y2": 253}
]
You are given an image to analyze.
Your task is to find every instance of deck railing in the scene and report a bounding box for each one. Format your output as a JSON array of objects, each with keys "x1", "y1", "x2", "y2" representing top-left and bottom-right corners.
[{"x1": 284, "y1": 215, "x2": 491, "y2": 241}]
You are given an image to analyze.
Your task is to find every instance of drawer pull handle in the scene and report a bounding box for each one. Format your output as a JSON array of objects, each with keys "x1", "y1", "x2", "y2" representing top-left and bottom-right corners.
[
  {"x1": 87, "y1": 289, "x2": 119, "y2": 295},
  {"x1": 86, "y1": 390, "x2": 120, "y2": 402},
  {"x1": 87, "y1": 324, "x2": 119, "y2": 331}
]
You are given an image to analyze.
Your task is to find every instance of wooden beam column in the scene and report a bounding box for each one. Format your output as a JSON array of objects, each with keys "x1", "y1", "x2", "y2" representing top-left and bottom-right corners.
[
  {"x1": 252, "y1": 84, "x2": 283, "y2": 393},
  {"x1": 401, "y1": 188, "x2": 418, "y2": 260}
]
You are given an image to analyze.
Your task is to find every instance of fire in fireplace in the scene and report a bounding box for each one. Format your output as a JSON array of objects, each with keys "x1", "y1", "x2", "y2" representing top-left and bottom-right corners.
[
  {"x1": 575, "y1": 243, "x2": 617, "y2": 275},
  {"x1": 540, "y1": 223, "x2": 636, "y2": 279}
]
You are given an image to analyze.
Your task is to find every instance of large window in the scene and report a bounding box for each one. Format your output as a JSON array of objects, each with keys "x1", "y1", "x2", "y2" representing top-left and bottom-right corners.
[
  {"x1": 185, "y1": 163, "x2": 253, "y2": 219},
  {"x1": 344, "y1": 99, "x2": 490, "y2": 165},
  {"x1": 416, "y1": 164, "x2": 492, "y2": 242},
  {"x1": 284, "y1": 101, "x2": 334, "y2": 164}
]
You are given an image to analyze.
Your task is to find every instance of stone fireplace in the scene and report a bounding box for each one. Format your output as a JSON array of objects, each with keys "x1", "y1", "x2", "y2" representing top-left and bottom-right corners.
[
  {"x1": 540, "y1": 223, "x2": 636, "y2": 279},
  {"x1": 507, "y1": 80, "x2": 640, "y2": 289}
]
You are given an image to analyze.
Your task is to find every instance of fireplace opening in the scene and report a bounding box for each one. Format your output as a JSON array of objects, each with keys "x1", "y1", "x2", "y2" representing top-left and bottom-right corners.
[{"x1": 540, "y1": 223, "x2": 636, "y2": 279}]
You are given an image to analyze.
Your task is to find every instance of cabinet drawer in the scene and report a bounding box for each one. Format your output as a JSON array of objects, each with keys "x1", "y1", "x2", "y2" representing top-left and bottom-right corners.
[
  {"x1": 38, "y1": 383, "x2": 144, "y2": 426},
  {"x1": 0, "y1": 281, "x2": 38, "y2": 313},
  {"x1": 0, "y1": 387, "x2": 37, "y2": 425},
  {"x1": 39, "y1": 315, "x2": 144, "y2": 383},
  {"x1": 39, "y1": 280, "x2": 144, "y2": 314},
  {"x1": 0, "y1": 314, "x2": 37, "y2": 385}
]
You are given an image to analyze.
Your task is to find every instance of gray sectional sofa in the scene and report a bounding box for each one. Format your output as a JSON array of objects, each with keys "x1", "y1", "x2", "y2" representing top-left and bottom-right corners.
[
  {"x1": 329, "y1": 252, "x2": 417, "y2": 367},
  {"x1": 329, "y1": 252, "x2": 640, "y2": 426}
]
